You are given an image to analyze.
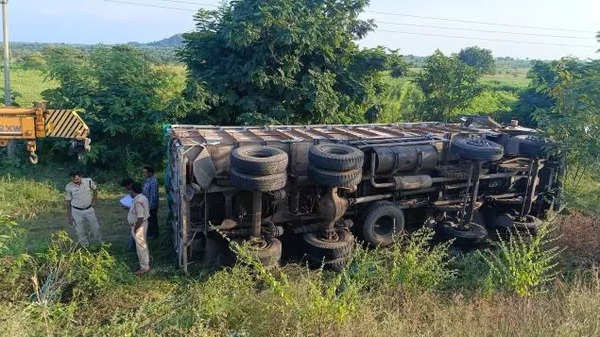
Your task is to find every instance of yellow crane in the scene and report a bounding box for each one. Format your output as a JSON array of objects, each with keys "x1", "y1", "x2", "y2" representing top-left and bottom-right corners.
[{"x1": 0, "y1": 103, "x2": 90, "y2": 163}]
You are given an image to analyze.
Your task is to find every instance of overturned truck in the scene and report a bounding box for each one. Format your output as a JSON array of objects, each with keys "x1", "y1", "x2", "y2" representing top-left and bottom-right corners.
[{"x1": 166, "y1": 117, "x2": 563, "y2": 272}]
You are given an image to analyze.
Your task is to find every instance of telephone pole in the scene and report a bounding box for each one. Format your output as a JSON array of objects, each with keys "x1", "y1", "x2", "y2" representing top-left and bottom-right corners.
[
  {"x1": 2, "y1": 0, "x2": 14, "y2": 158},
  {"x1": 2, "y1": 0, "x2": 9, "y2": 106}
]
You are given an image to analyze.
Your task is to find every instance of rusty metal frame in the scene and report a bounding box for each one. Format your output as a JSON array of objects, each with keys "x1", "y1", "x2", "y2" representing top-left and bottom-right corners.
[{"x1": 169, "y1": 122, "x2": 483, "y2": 147}]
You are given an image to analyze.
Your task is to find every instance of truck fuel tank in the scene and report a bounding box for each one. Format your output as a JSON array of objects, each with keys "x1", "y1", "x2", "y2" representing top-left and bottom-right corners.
[{"x1": 373, "y1": 144, "x2": 438, "y2": 174}]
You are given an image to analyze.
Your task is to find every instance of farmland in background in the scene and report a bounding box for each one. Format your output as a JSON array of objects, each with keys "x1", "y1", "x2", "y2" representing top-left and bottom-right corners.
[{"x1": 0, "y1": 67, "x2": 57, "y2": 107}]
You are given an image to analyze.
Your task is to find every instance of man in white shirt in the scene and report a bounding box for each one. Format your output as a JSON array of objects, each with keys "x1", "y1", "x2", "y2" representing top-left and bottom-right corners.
[
  {"x1": 125, "y1": 181, "x2": 151, "y2": 275},
  {"x1": 65, "y1": 171, "x2": 102, "y2": 247}
]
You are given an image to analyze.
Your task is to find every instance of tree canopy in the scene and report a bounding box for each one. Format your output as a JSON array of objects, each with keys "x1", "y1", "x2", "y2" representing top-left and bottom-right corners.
[
  {"x1": 178, "y1": 0, "x2": 406, "y2": 125},
  {"x1": 458, "y1": 46, "x2": 495, "y2": 74},
  {"x1": 533, "y1": 58, "x2": 600, "y2": 189},
  {"x1": 41, "y1": 45, "x2": 180, "y2": 173},
  {"x1": 416, "y1": 50, "x2": 482, "y2": 122}
]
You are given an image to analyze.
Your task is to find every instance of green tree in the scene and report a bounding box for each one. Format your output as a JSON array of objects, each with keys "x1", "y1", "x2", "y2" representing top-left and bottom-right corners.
[
  {"x1": 535, "y1": 58, "x2": 600, "y2": 191},
  {"x1": 18, "y1": 52, "x2": 46, "y2": 71},
  {"x1": 416, "y1": 50, "x2": 482, "y2": 122},
  {"x1": 458, "y1": 46, "x2": 495, "y2": 74},
  {"x1": 41, "y1": 45, "x2": 179, "y2": 173},
  {"x1": 510, "y1": 58, "x2": 585, "y2": 127},
  {"x1": 178, "y1": 0, "x2": 405, "y2": 125}
]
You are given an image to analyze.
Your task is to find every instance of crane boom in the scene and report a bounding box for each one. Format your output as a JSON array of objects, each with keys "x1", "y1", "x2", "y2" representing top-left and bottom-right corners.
[{"x1": 0, "y1": 103, "x2": 90, "y2": 163}]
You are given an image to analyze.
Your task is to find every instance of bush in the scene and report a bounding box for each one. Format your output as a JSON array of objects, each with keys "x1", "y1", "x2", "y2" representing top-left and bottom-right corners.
[
  {"x1": 482, "y1": 221, "x2": 562, "y2": 297},
  {"x1": 31, "y1": 232, "x2": 124, "y2": 305},
  {"x1": 41, "y1": 45, "x2": 183, "y2": 174},
  {"x1": 0, "y1": 213, "x2": 26, "y2": 256},
  {"x1": 345, "y1": 228, "x2": 455, "y2": 293}
]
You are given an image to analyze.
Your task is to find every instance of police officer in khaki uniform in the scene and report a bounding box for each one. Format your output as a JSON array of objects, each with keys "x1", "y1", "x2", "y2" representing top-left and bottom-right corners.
[
  {"x1": 125, "y1": 182, "x2": 151, "y2": 275},
  {"x1": 65, "y1": 171, "x2": 102, "y2": 247}
]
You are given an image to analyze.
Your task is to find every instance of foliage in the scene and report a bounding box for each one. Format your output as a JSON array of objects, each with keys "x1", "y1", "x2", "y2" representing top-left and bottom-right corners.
[
  {"x1": 533, "y1": 58, "x2": 600, "y2": 192},
  {"x1": 40, "y1": 45, "x2": 182, "y2": 174},
  {"x1": 178, "y1": 0, "x2": 406, "y2": 125},
  {"x1": 0, "y1": 214, "x2": 26, "y2": 257},
  {"x1": 509, "y1": 87, "x2": 553, "y2": 127},
  {"x1": 346, "y1": 228, "x2": 455, "y2": 292},
  {"x1": 458, "y1": 46, "x2": 495, "y2": 74},
  {"x1": 30, "y1": 232, "x2": 122, "y2": 303},
  {"x1": 17, "y1": 52, "x2": 47, "y2": 71},
  {"x1": 378, "y1": 76, "x2": 423, "y2": 122},
  {"x1": 482, "y1": 221, "x2": 562, "y2": 297},
  {"x1": 416, "y1": 50, "x2": 482, "y2": 121},
  {"x1": 457, "y1": 89, "x2": 518, "y2": 121}
]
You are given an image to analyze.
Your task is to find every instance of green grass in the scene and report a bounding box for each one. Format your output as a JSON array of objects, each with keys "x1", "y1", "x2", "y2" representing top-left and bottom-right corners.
[
  {"x1": 0, "y1": 67, "x2": 58, "y2": 107},
  {"x1": 481, "y1": 69, "x2": 530, "y2": 90}
]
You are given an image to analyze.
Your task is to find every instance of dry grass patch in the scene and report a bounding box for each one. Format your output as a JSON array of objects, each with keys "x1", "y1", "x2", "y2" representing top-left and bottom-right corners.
[{"x1": 556, "y1": 212, "x2": 600, "y2": 268}]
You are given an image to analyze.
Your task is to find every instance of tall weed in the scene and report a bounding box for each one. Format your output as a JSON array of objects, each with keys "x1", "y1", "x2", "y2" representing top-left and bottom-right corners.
[
  {"x1": 30, "y1": 231, "x2": 125, "y2": 305},
  {"x1": 347, "y1": 227, "x2": 455, "y2": 292},
  {"x1": 482, "y1": 221, "x2": 562, "y2": 297}
]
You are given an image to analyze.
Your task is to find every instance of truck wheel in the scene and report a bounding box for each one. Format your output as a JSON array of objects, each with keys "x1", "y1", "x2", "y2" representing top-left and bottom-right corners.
[
  {"x1": 361, "y1": 201, "x2": 405, "y2": 247},
  {"x1": 303, "y1": 230, "x2": 355, "y2": 260},
  {"x1": 309, "y1": 143, "x2": 364, "y2": 171},
  {"x1": 516, "y1": 136, "x2": 549, "y2": 158},
  {"x1": 451, "y1": 136, "x2": 504, "y2": 161},
  {"x1": 230, "y1": 169, "x2": 287, "y2": 192},
  {"x1": 308, "y1": 165, "x2": 362, "y2": 188},
  {"x1": 437, "y1": 221, "x2": 488, "y2": 246},
  {"x1": 231, "y1": 145, "x2": 288, "y2": 175},
  {"x1": 309, "y1": 254, "x2": 352, "y2": 272},
  {"x1": 244, "y1": 238, "x2": 282, "y2": 268},
  {"x1": 492, "y1": 213, "x2": 541, "y2": 236}
]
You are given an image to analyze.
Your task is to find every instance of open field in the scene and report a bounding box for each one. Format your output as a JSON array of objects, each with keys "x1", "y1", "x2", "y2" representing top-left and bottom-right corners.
[
  {"x1": 2, "y1": 166, "x2": 600, "y2": 336},
  {"x1": 0, "y1": 67, "x2": 58, "y2": 107},
  {"x1": 481, "y1": 68, "x2": 530, "y2": 89}
]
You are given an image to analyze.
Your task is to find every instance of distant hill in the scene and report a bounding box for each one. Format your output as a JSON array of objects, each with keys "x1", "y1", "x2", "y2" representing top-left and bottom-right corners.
[{"x1": 145, "y1": 34, "x2": 184, "y2": 48}]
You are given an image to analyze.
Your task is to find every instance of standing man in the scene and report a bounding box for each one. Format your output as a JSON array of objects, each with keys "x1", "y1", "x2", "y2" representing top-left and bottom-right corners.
[
  {"x1": 142, "y1": 166, "x2": 159, "y2": 239},
  {"x1": 125, "y1": 182, "x2": 151, "y2": 275},
  {"x1": 65, "y1": 171, "x2": 102, "y2": 247}
]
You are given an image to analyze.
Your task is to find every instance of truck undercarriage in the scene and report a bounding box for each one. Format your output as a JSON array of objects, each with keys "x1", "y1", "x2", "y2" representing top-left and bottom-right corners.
[{"x1": 166, "y1": 117, "x2": 563, "y2": 272}]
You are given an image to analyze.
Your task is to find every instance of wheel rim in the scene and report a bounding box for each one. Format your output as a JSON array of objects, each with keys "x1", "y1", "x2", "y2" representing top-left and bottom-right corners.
[{"x1": 374, "y1": 215, "x2": 395, "y2": 236}]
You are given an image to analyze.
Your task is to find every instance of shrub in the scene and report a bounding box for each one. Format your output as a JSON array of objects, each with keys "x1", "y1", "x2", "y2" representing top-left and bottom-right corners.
[
  {"x1": 342, "y1": 228, "x2": 455, "y2": 295},
  {"x1": 382, "y1": 228, "x2": 455, "y2": 291},
  {"x1": 31, "y1": 231, "x2": 123, "y2": 304},
  {"x1": 0, "y1": 213, "x2": 26, "y2": 256},
  {"x1": 482, "y1": 221, "x2": 562, "y2": 297}
]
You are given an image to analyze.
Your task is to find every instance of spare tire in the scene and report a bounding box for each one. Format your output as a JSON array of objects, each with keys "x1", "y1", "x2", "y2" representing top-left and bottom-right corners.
[
  {"x1": 360, "y1": 201, "x2": 405, "y2": 247},
  {"x1": 231, "y1": 145, "x2": 288, "y2": 175},
  {"x1": 309, "y1": 143, "x2": 364, "y2": 171},
  {"x1": 308, "y1": 165, "x2": 362, "y2": 188},
  {"x1": 515, "y1": 135, "x2": 549, "y2": 158},
  {"x1": 451, "y1": 136, "x2": 504, "y2": 161},
  {"x1": 230, "y1": 169, "x2": 287, "y2": 192}
]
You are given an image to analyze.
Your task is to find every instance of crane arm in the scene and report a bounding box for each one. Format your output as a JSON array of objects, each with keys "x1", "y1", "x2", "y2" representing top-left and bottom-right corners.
[{"x1": 0, "y1": 104, "x2": 90, "y2": 163}]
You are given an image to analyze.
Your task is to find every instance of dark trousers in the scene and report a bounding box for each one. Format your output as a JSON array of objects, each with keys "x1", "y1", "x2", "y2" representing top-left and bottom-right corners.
[{"x1": 147, "y1": 208, "x2": 159, "y2": 238}]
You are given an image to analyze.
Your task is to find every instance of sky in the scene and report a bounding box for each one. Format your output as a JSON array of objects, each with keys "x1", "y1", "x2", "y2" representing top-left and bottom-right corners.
[{"x1": 7, "y1": 0, "x2": 600, "y2": 60}]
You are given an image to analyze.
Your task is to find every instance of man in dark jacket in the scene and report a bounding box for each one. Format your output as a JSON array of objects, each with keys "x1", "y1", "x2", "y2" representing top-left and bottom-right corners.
[{"x1": 142, "y1": 166, "x2": 159, "y2": 239}]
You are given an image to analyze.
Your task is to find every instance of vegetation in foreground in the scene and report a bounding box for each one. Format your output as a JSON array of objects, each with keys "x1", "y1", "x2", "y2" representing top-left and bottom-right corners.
[{"x1": 1, "y1": 167, "x2": 600, "y2": 337}]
